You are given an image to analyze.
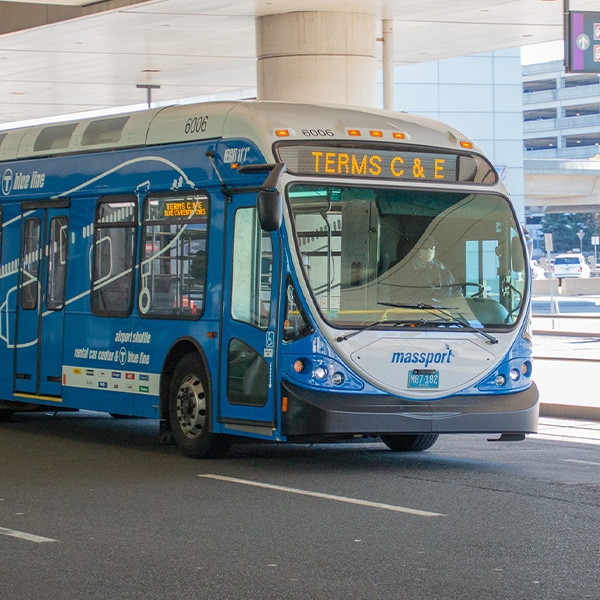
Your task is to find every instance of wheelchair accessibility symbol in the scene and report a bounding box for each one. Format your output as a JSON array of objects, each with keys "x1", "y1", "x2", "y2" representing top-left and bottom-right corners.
[{"x1": 266, "y1": 331, "x2": 274, "y2": 348}]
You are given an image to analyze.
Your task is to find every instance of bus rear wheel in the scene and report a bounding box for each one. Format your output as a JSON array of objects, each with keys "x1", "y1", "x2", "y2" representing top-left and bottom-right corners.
[
  {"x1": 380, "y1": 433, "x2": 439, "y2": 452},
  {"x1": 0, "y1": 409, "x2": 13, "y2": 422},
  {"x1": 169, "y1": 354, "x2": 230, "y2": 459}
]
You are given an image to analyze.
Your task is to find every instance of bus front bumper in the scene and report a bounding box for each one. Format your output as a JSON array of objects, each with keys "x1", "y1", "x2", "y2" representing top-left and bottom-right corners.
[{"x1": 280, "y1": 380, "x2": 539, "y2": 440}]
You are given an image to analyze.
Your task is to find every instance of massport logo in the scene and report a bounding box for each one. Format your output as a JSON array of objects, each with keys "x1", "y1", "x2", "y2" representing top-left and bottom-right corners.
[{"x1": 391, "y1": 348, "x2": 455, "y2": 367}]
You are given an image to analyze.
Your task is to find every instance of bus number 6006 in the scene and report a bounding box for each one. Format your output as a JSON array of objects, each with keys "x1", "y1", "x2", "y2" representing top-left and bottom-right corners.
[
  {"x1": 302, "y1": 129, "x2": 334, "y2": 137},
  {"x1": 185, "y1": 116, "x2": 208, "y2": 134}
]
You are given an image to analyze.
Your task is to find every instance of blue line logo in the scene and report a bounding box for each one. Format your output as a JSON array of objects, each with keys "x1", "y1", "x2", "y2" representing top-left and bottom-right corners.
[{"x1": 2, "y1": 169, "x2": 13, "y2": 196}]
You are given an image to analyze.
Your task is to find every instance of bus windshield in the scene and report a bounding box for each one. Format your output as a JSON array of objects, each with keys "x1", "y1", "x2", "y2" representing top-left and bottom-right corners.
[{"x1": 288, "y1": 184, "x2": 527, "y2": 330}]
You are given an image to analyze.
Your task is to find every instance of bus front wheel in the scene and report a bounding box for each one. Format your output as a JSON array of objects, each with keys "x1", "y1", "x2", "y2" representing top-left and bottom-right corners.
[
  {"x1": 380, "y1": 433, "x2": 439, "y2": 452},
  {"x1": 169, "y1": 355, "x2": 230, "y2": 459}
]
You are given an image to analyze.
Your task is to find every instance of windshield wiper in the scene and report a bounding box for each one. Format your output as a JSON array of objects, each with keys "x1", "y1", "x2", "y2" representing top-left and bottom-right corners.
[
  {"x1": 378, "y1": 301, "x2": 458, "y2": 311},
  {"x1": 377, "y1": 301, "x2": 498, "y2": 345},
  {"x1": 335, "y1": 319, "x2": 414, "y2": 342}
]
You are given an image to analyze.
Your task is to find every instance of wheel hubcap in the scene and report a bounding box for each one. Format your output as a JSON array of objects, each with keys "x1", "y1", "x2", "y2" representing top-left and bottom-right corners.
[{"x1": 176, "y1": 374, "x2": 206, "y2": 439}]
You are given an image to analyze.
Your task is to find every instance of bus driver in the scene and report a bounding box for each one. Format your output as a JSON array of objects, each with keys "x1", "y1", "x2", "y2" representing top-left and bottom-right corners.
[{"x1": 411, "y1": 238, "x2": 458, "y2": 298}]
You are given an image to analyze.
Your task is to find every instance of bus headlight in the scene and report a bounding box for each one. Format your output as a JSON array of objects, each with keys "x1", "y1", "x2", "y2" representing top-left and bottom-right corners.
[
  {"x1": 331, "y1": 372, "x2": 345, "y2": 385},
  {"x1": 313, "y1": 366, "x2": 328, "y2": 380},
  {"x1": 286, "y1": 355, "x2": 363, "y2": 390},
  {"x1": 477, "y1": 358, "x2": 533, "y2": 392}
]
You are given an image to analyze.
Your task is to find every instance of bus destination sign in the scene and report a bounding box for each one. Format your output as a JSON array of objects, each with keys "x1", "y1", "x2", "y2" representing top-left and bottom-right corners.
[
  {"x1": 278, "y1": 145, "x2": 458, "y2": 182},
  {"x1": 161, "y1": 198, "x2": 207, "y2": 218}
]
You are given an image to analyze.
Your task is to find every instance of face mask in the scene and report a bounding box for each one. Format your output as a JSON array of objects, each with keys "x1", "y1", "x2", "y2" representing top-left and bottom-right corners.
[{"x1": 418, "y1": 247, "x2": 435, "y2": 263}]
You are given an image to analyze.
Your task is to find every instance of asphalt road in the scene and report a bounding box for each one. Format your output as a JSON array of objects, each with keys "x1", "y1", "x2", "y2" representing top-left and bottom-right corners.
[{"x1": 1, "y1": 412, "x2": 599, "y2": 600}]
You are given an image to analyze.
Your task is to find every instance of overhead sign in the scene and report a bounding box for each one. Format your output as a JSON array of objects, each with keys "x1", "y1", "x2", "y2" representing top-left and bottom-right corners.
[
  {"x1": 309, "y1": 148, "x2": 453, "y2": 181},
  {"x1": 277, "y1": 143, "x2": 498, "y2": 184},
  {"x1": 566, "y1": 11, "x2": 600, "y2": 73},
  {"x1": 277, "y1": 145, "x2": 457, "y2": 182}
]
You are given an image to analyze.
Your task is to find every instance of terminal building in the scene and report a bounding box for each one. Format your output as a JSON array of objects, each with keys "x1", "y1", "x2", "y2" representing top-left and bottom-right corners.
[
  {"x1": 522, "y1": 60, "x2": 600, "y2": 258},
  {"x1": 392, "y1": 49, "x2": 525, "y2": 220},
  {"x1": 523, "y1": 59, "x2": 600, "y2": 159},
  {"x1": 392, "y1": 53, "x2": 600, "y2": 263}
]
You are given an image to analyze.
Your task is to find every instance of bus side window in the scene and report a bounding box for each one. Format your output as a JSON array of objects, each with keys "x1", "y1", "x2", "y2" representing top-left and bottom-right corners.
[
  {"x1": 47, "y1": 217, "x2": 69, "y2": 310},
  {"x1": 0, "y1": 206, "x2": 3, "y2": 264},
  {"x1": 139, "y1": 192, "x2": 209, "y2": 319},
  {"x1": 91, "y1": 197, "x2": 137, "y2": 317}
]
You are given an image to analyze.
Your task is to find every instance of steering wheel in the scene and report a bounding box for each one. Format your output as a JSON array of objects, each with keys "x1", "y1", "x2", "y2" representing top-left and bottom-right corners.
[{"x1": 461, "y1": 282, "x2": 485, "y2": 298}]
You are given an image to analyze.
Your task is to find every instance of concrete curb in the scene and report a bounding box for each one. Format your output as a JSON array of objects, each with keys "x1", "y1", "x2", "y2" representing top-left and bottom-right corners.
[{"x1": 540, "y1": 403, "x2": 600, "y2": 421}]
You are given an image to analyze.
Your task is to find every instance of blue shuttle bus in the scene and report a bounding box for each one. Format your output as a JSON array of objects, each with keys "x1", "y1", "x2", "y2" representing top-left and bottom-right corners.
[{"x1": 0, "y1": 101, "x2": 538, "y2": 457}]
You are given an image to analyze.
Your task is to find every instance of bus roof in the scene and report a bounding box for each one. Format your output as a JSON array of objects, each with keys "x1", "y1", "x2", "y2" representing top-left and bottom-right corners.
[{"x1": 0, "y1": 101, "x2": 477, "y2": 162}]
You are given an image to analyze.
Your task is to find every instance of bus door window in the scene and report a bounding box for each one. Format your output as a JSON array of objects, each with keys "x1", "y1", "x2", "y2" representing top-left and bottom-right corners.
[
  {"x1": 139, "y1": 192, "x2": 209, "y2": 318},
  {"x1": 227, "y1": 207, "x2": 272, "y2": 406},
  {"x1": 230, "y1": 207, "x2": 272, "y2": 329},
  {"x1": 15, "y1": 207, "x2": 68, "y2": 397},
  {"x1": 227, "y1": 338, "x2": 268, "y2": 407},
  {"x1": 21, "y1": 218, "x2": 41, "y2": 310},
  {"x1": 46, "y1": 217, "x2": 69, "y2": 310},
  {"x1": 91, "y1": 197, "x2": 137, "y2": 316},
  {"x1": 0, "y1": 206, "x2": 3, "y2": 264}
]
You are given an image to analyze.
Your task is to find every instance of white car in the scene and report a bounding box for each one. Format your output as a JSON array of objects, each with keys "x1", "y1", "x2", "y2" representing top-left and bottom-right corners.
[{"x1": 551, "y1": 253, "x2": 591, "y2": 281}]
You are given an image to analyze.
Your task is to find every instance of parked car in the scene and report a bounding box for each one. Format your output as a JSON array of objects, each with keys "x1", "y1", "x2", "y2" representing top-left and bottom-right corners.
[
  {"x1": 530, "y1": 259, "x2": 546, "y2": 279},
  {"x1": 551, "y1": 253, "x2": 591, "y2": 282}
]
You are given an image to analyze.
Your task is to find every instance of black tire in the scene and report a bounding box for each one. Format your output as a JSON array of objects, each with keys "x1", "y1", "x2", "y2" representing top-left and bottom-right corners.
[
  {"x1": 0, "y1": 410, "x2": 13, "y2": 423},
  {"x1": 169, "y1": 354, "x2": 230, "y2": 458},
  {"x1": 380, "y1": 433, "x2": 439, "y2": 452}
]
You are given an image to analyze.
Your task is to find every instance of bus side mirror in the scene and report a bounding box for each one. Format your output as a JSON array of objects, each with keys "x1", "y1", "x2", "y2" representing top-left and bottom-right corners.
[
  {"x1": 257, "y1": 189, "x2": 283, "y2": 232},
  {"x1": 236, "y1": 162, "x2": 286, "y2": 231},
  {"x1": 521, "y1": 226, "x2": 534, "y2": 259},
  {"x1": 511, "y1": 236, "x2": 525, "y2": 272},
  {"x1": 256, "y1": 162, "x2": 287, "y2": 231}
]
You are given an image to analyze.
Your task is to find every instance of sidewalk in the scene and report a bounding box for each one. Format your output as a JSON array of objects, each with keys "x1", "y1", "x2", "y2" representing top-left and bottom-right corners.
[{"x1": 534, "y1": 332, "x2": 600, "y2": 422}]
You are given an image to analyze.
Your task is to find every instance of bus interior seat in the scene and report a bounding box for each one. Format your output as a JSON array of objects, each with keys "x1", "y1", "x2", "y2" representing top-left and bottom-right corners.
[{"x1": 465, "y1": 297, "x2": 509, "y2": 326}]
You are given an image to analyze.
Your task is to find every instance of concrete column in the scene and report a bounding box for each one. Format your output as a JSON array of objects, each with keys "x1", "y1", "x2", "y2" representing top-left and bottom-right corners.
[
  {"x1": 382, "y1": 19, "x2": 394, "y2": 110},
  {"x1": 256, "y1": 12, "x2": 377, "y2": 107}
]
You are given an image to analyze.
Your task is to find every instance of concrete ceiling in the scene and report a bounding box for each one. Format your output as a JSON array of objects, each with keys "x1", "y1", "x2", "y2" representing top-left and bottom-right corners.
[{"x1": 1, "y1": 0, "x2": 599, "y2": 128}]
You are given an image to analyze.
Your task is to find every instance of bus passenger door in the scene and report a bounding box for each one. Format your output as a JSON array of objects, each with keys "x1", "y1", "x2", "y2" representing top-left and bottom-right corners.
[
  {"x1": 14, "y1": 203, "x2": 69, "y2": 399},
  {"x1": 219, "y1": 199, "x2": 279, "y2": 433}
]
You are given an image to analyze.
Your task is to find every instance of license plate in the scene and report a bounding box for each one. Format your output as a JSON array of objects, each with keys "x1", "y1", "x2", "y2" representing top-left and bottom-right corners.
[{"x1": 408, "y1": 369, "x2": 439, "y2": 389}]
